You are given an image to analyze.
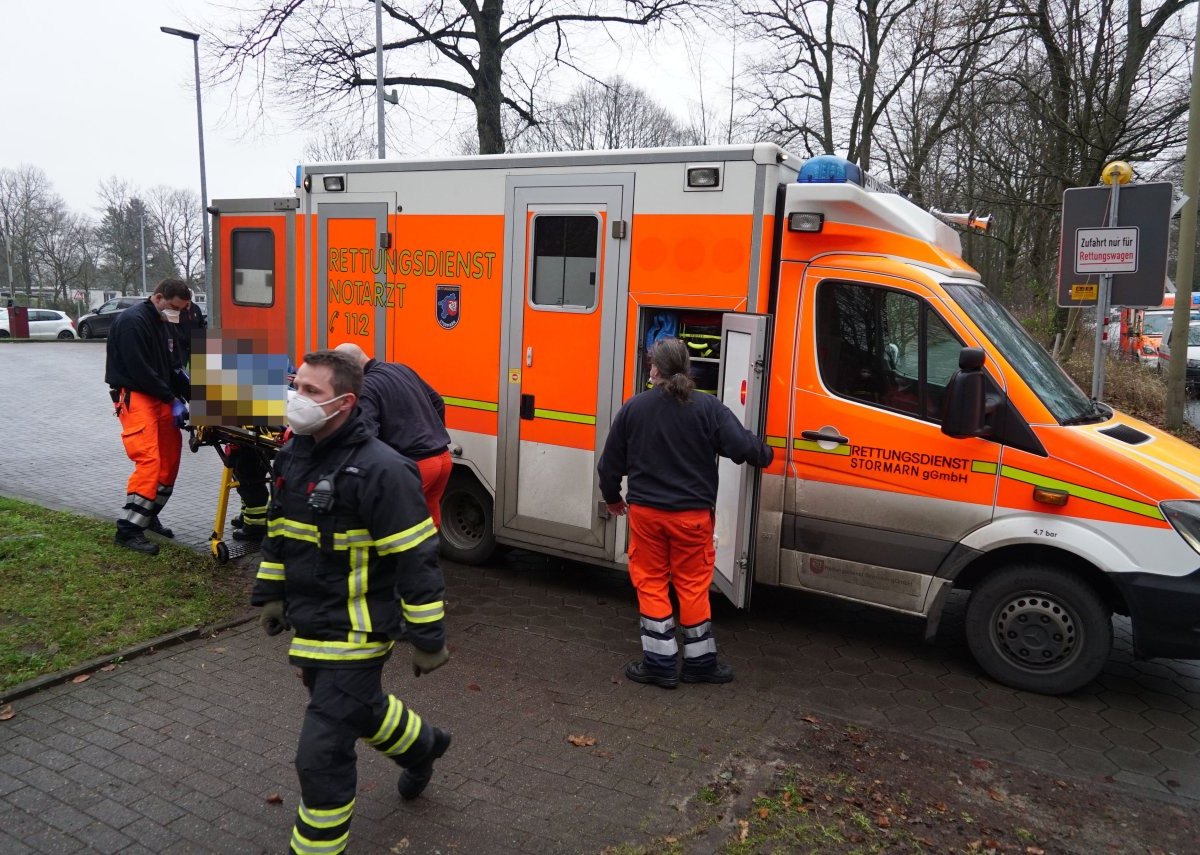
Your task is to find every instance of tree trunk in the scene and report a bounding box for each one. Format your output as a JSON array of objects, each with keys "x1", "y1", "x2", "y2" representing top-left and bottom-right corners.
[{"x1": 475, "y1": 3, "x2": 505, "y2": 155}]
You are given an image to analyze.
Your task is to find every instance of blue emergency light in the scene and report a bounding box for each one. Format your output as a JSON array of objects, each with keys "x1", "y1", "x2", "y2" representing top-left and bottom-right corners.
[
  {"x1": 295, "y1": 165, "x2": 303, "y2": 189},
  {"x1": 797, "y1": 155, "x2": 864, "y2": 185}
]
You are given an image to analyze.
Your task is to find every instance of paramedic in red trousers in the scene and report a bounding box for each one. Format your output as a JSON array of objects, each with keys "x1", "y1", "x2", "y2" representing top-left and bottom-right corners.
[
  {"x1": 105, "y1": 278, "x2": 193, "y2": 555},
  {"x1": 252, "y1": 350, "x2": 452, "y2": 855},
  {"x1": 334, "y1": 343, "x2": 452, "y2": 526},
  {"x1": 598, "y1": 337, "x2": 773, "y2": 688}
]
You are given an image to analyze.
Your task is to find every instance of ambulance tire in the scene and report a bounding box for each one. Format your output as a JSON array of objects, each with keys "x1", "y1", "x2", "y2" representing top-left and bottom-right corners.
[
  {"x1": 439, "y1": 471, "x2": 496, "y2": 566},
  {"x1": 964, "y1": 566, "x2": 1112, "y2": 695}
]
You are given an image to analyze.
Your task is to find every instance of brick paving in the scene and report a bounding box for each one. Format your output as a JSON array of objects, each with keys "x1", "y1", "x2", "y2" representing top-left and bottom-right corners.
[{"x1": 2, "y1": 342, "x2": 1200, "y2": 853}]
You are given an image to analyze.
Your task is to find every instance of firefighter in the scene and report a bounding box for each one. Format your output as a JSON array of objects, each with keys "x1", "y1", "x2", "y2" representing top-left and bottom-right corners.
[
  {"x1": 105, "y1": 278, "x2": 192, "y2": 555},
  {"x1": 334, "y1": 343, "x2": 452, "y2": 527},
  {"x1": 598, "y1": 337, "x2": 773, "y2": 688},
  {"x1": 226, "y1": 443, "x2": 271, "y2": 542},
  {"x1": 252, "y1": 350, "x2": 452, "y2": 855}
]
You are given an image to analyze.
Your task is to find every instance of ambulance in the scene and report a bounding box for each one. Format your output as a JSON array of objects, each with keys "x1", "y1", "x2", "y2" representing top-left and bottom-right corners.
[{"x1": 211, "y1": 144, "x2": 1200, "y2": 695}]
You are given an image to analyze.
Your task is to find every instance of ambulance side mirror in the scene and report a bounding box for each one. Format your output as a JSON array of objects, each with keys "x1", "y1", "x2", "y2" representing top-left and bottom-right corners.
[{"x1": 941, "y1": 347, "x2": 990, "y2": 439}]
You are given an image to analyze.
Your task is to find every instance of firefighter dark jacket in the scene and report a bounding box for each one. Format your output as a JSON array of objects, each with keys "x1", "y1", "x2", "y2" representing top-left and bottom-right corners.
[
  {"x1": 251, "y1": 411, "x2": 446, "y2": 669},
  {"x1": 104, "y1": 299, "x2": 189, "y2": 403},
  {"x1": 358, "y1": 359, "x2": 451, "y2": 461}
]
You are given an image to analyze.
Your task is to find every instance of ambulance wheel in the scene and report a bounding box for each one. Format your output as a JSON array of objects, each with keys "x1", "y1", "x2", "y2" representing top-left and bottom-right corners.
[
  {"x1": 214, "y1": 542, "x2": 230, "y2": 565},
  {"x1": 439, "y1": 473, "x2": 495, "y2": 565},
  {"x1": 965, "y1": 566, "x2": 1111, "y2": 695}
]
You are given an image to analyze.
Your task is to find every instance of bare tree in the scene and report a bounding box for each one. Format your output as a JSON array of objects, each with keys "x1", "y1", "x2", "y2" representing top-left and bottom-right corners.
[
  {"x1": 36, "y1": 205, "x2": 94, "y2": 303},
  {"x1": 211, "y1": 0, "x2": 700, "y2": 154},
  {"x1": 0, "y1": 165, "x2": 55, "y2": 299},
  {"x1": 302, "y1": 123, "x2": 377, "y2": 162},
  {"x1": 146, "y1": 185, "x2": 204, "y2": 285}
]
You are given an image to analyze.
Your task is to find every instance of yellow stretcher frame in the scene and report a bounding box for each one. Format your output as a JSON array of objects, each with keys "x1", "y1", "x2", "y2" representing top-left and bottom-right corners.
[{"x1": 188, "y1": 424, "x2": 284, "y2": 563}]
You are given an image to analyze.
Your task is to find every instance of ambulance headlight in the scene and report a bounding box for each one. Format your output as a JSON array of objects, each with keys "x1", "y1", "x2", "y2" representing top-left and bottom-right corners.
[
  {"x1": 1142, "y1": 344, "x2": 1157, "y2": 355},
  {"x1": 1162, "y1": 501, "x2": 1200, "y2": 555},
  {"x1": 788, "y1": 212, "x2": 824, "y2": 233}
]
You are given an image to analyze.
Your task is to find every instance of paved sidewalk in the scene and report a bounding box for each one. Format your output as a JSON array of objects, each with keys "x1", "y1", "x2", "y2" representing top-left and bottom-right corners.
[{"x1": 3, "y1": 343, "x2": 1200, "y2": 853}]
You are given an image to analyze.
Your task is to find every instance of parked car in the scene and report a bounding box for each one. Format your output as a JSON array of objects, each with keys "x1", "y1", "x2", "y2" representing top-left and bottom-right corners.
[
  {"x1": 0, "y1": 308, "x2": 77, "y2": 339},
  {"x1": 1157, "y1": 321, "x2": 1200, "y2": 393},
  {"x1": 77, "y1": 296, "x2": 143, "y2": 339}
]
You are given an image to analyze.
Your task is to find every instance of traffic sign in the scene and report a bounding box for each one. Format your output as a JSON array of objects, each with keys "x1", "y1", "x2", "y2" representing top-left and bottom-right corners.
[{"x1": 1057, "y1": 182, "x2": 1172, "y2": 307}]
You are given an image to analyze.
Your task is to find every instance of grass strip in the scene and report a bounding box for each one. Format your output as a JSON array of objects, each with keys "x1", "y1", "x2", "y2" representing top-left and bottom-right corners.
[{"x1": 0, "y1": 496, "x2": 248, "y2": 691}]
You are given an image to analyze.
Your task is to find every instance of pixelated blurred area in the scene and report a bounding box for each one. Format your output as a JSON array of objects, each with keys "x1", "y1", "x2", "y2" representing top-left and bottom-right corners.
[{"x1": 190, "y1": 331, "x2": 289, "y2": 427}]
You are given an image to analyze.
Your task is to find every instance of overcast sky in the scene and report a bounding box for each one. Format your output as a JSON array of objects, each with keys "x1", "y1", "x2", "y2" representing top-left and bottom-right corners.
[{"x1": 0, "y1": 1, "x2": 732, "y2": 216}]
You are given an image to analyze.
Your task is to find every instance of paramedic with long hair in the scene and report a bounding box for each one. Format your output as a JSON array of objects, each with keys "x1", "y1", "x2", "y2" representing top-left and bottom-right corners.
[{"x1": 598, "y1": 337, "x2": 773, "y2": 688}]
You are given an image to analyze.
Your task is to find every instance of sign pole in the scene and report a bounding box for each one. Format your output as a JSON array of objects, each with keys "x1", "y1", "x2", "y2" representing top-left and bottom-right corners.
[{"x1": 1091, "y1": 177, "x2": 1121, "y2": 401}]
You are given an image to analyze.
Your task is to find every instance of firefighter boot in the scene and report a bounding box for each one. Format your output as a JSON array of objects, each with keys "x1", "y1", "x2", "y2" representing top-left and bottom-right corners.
[
  {"x1": 114, "y1": 520, "x2": 160, "y2": 556},
  {"x1": 681, "y1": 661, "x2": 735, "y2": 684},
  {"x1": 624, "y1": 660, "x2": 680, "y2": 689},
  {"x1": 397, "y1": 728, "x2": 451, "y2": 801},
  {"x1": 232, "y1": 524, "x2": 266, "y2": 543},
  {"x1": 146, "y1": 516, "x2": 175, "y2": 539}
]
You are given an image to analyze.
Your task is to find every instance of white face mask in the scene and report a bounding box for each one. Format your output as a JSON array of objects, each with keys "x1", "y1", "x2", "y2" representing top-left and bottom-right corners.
[
  {"x1": 287, "y1": 393, "x2": 349, "y2": 435},
  {"x1": 161, "y1": 308, "x2": 182, "y2": 323}
]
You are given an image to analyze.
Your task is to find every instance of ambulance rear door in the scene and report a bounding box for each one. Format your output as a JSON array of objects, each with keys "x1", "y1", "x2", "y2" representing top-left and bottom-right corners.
[
  {"x1": 713, "y1": 312, "x2": 770, "y2": 607},
  {"x1": 211, "y1": 197, "x2": 300, "y2": 358}
]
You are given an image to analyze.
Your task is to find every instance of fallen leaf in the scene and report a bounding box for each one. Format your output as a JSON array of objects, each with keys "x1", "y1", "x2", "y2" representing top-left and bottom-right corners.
[
  {"x1": 266, "y1": 793, "x2": 283, "y2": 804},
  {"x1": 592, "y1": 749, "x2": 614, "y2": 759},
  {"x1": 1026, "y1": 847, "x2": 1045, "y2": 855},
  {"x1": 758, "y1": 807, "x2": 769, "y2": 819},
  {"x1": 467, "y1": 683, "x2": 481, "y2": 692},
  {"x1": 876, "y1": 814, "x2": 890, "y2": 828},
  {"x1": 1054, "y1": 780, "x2": 1070, "y2": 789},
  {"x1": 983, "y1": 839, "x2": 1001, "y2": 851},
  {"x1": 663, "y1": 837, "x2": 677, "y2": 845},
  {"x1": 898, "y1": 751, "x2": 909, "y2": 761},
  {"x1": 212, "y1": 647, "x2": 226, "y2": 653},
  {"x1": 800, "y1": 714, "x2": 821, "y2": 724},
  {"x1": 0, "y1": 703, "x2": 14, "y2": 721},
  {"x1": 932, "y1": 802, "x2": 948, "y2": 813},
  {"x1": 782, "y1": 790, "x2": 792, "y2": 803},
  {"x1": 389, "y1": 839, "x2": 410, "y2": 853},
  {"x1": 567, "y1": 734, "x2": 597, "y2": 747},
  {"x1": 738, "y1": 820, "x2": 749, "y2": 842},
  {"x1": 99, "y1": 664, "x2": 117, "y2": 672},
  {"x1": 987, "y1": 789, "x2": 1006, "y2": 802},
  {"x1": 71, "y1": 674, "x2": 90, "y2": 684},
  {"x1": 971, "y1": 758, "x2": 992, "y2": 770}
]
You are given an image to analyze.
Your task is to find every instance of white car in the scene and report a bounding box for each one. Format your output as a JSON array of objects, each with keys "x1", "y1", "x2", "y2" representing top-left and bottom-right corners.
[
  {"x1": 1157, "y1": 321, "x2": 1200, "y2": 393},
  {"x1": 0, "y1": 308, "x2": 78, "y2": 339}
]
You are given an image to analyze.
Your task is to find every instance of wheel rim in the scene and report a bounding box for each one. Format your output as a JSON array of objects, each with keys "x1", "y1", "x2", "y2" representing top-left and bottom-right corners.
[
  {"x1": 58, "y1": 331, "x2": 72, "y2": 339},
  {"x1": 440, "y1": 490, "x2": 484, "y2": 550},
  {"x1": 988, "y1": 589, "x2": 1081, "y2": 672},
  {"x1": 80, "y1": 324, "x2": 90, "y2": 338}
]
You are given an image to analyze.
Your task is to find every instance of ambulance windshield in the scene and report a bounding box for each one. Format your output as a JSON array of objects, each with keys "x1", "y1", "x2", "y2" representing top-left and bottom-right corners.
[{"x1": 944, "y1": 283, "x2": 1098, "y2": 424}]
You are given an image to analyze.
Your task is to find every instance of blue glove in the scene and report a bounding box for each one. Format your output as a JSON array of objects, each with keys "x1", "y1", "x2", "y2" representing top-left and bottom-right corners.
[{"x1": 171, "y1": 398, "x2": 189, "y2": 428}]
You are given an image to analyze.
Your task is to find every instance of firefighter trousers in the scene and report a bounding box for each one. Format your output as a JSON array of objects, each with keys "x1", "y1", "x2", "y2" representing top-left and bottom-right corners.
[
  {"x1": 627, "y1": 505, "x2": 720, "y2": 674},
  {"x1": 117, "y1": 390, "x2": 181, "y2": 528},
  {"x1": 229, "y1": 444, "x2": 270, "y2": 528},
  {"x1": 290, "y1": 664, "x2": 436, "y2": 855}
]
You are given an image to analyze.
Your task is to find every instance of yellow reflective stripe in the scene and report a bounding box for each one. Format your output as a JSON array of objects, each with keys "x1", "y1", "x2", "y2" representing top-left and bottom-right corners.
[
  {"x1": 333, "y1": 529, "x2": 373, "y2": 550},
  {"x1": 290, "y1": 827, "x2": 348, "y2": 855},
  {"x1": 269, "y1": 517, "x2": 319, "y2": 544},
  {"x1": 443, "y1": 396, "x2": 498, "y2": 412},
  {"x1": 347, "y1": 547, "x2": 371, "y2": 634},
  {"x1": 792, "y1": 438, "x2": 851, "y2": 456},
  {"x1": 289, "y1": 638, "x2": 394, "y2": 662},
  {"x1": 533, "y1": 408, "x2": 596, "y2": 425},
  {"x1": 385, "y1": 708, "x2": 423, "y2": 757},
  {"x1": 765, "y1": 435, "x2": 787, "y2": 448},
  {"x1": 256, "y1": 561, "x2": 286, "y2": 582},
  {"x1": 997, "y1": 465, "x2": 1164, "y2": 520},
  {"x1": 365, "y1": 696, "x2": 403, "y2": 746},
  {"x1": 972, "y1": 460, "x2": 998, "y2": 474},
  {"x1": 402, "y1": 600, "x2": 445, "y2": 624},
  {"x1": 375, "y1": 518, "x2": 437, "y2": 555},
  {"x1": 298, "y1": 799, "x2": 354, "y2": 830}
]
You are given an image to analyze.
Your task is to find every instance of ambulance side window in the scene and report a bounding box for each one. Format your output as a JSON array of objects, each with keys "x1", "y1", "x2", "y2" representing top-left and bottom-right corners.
[
  {"x1": 816, "y1": 281, "x2": 961, "y2": 421},
  {"x1": 529, "y1": 215, "x2": 599, "y2": 311},
  {"x1": 231, "y1": 229, "x2": 275, "y2": 307}
]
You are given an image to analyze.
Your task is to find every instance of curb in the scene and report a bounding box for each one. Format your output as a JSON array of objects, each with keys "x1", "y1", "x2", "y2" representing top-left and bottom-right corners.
[{"x1": 0, "y1": 610, "x2": 258, "y2": 704}]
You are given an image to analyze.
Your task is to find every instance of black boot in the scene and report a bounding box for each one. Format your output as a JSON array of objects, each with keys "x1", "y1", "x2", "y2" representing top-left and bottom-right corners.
[
  {"x1": 232, "y1": 524, "x2": 266, "y2": 543},
  {"x1": 146, "y1": 516, "x2": 174, "y2": 539},
  {"x1": 397, "y1": 728, "x2": 451, "y2": 801},
  {"x1": 624, "y1": 660, "x2": 679, "y2": 689},
  {"x1": 681, "y1": 661, "x2": 735, "y2": 684},
  {"x1": 114, "y1": 520, "x2": 160, "y2": 556}
]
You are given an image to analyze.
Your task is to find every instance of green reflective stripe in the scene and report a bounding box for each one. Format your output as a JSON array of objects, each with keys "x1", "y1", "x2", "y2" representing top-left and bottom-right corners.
[
  {"x1": 347, "y1": 547, "x2": 371, "y2": 634},
  {"x1": 290, "y1": 827, "x2": 348, "y2": 855},
  {"x1": 402, "y1": 600, "x2": 445, "y2": 624},
  {"x1": 269, "y1": 518, "x2": 319, "y2": 544},
  {"x1": 298, "y1": 799, "x2": 354, "y2": 830},
  {"x1": 533, "y1": 408, "x2": 596, "y2": 425},
  {"x1": 765, "y1": 435, "x2": 787, "y2": 448},
  {"x1": 365, "y1": 696, "x2": 403, "y2": 746},
  {"x1": 385, "y1": 707, "x2": 423, "y2": 757},
  {"x1": 997, "y1": 465, "x2": 1164, "y2": 520},
  {"x1": 971, "y1": 461, "x2": 998, "y2": 474},
  {"x1": 333, "y1": 529, "x2": 373, "y2": 550},
  {"x1": 444, "y1": 396, "x2": 498, "y2": 412},
  {"x1": 289, "y1": 637, "x2": 394, "y2": 662},
  {"x1": 256, "y1": 561, "x2": 285, "y2": 582},
  {"x1": 375, "y1": 518, "x2": 437, "y2": 555},
  {"x1": 792, "y1": 438, "x2": 851, "y2": 456}
]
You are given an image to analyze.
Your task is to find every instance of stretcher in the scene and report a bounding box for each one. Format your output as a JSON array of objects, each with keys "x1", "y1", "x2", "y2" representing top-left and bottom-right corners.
[{"x1": 188, "y1": 424, "x2": 284, "y2": 564}]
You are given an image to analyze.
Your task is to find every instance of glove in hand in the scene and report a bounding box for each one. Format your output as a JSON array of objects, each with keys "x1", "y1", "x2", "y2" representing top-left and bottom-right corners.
[
  {"x1": 171, "y1": 398, "x2": 189, "y2": 428},
  {"x1": 260, "y1": 600, "x2": 290, "y2": 636},
  {"x1": 412, "y1": 646, "x2": 450, "y2": 677}
]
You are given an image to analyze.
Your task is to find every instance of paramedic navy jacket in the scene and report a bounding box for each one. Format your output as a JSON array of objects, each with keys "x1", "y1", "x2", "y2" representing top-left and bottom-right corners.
[
  {"x1": 105, "y1": 299, "x2": 189, "y2": 403},
  {"x1": 250, "y1": 411, "x2": 446, "y2": 668},
  {"x1": 598, "y1": 387, "x2": 774, "y2": 510},
  {"x1": 357, "y1": 359, "x2": 451, "y2": 461}
]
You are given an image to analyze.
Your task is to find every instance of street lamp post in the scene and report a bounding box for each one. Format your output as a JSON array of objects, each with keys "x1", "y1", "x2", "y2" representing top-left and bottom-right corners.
[
  {"x1": 0, "y1": 229, "x2": 13, "y2": 299},
  {"x1": 139, "y1": 214, "x2": 147, "y2": 294},
  {"x1": 160, "y1": 26, "x2": 210, "y2": 305}
]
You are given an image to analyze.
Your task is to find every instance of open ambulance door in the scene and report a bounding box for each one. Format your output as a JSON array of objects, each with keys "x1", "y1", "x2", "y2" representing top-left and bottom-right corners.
[
  {"x1": 211, "y1": 197, "x2": 301, "y2": 360},
  {"x1": 713, "y1": 313, "x2": 769, "y2": 607}
]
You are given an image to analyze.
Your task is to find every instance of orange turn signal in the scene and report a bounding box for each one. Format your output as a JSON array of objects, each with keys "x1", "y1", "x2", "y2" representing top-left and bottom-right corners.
[{"x1": 1033, "y1": 487, "x2": 1069, "y2": 507}]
